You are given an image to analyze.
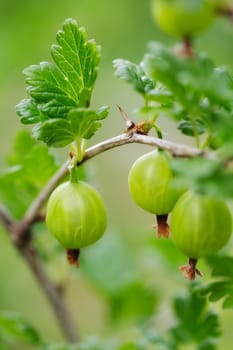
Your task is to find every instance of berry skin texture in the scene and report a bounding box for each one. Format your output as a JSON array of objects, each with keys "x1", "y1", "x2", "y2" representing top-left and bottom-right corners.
[
  {"x1": 150, "y1": 0, "x2": 215, "y2": 38},
  {"x1": 171, "y1": 191, "x2": 232, "y2": 279},
  {"x1": 128, "y1": 150, "x2": 183, "y2": 237},
  {"x1": 46, "y1": 181, "x2": 107, "y2": 250},
  {"x1": 128, "y1": 150, "x2": 182, "y2": 215}
]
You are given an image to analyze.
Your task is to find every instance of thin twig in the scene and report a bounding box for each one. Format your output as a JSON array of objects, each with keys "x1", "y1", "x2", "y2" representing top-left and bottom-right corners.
[
  {"x1": 83, "y1": 132, "x2": 213, "y2": 160},
  {"x1": 0, "y1": 205, "x2": 78, "y2": 343},
  {"x1": 0, "y1": 205, "x2": 13, "y2": 231},
  {"x1": 23, "y1": 132, "x2": 215, "y2": 228},
  {"x1": 23, "y1": 160, "x2": 70, "y2": 228},
  {"x1": 21, "y1": 245, "x2": 78, "y2": 343}
]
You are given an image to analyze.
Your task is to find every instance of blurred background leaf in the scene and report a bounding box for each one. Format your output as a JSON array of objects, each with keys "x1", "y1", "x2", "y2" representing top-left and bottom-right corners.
[{"x1": 1, "y1": 1, "x2": 233, "y2": 349}]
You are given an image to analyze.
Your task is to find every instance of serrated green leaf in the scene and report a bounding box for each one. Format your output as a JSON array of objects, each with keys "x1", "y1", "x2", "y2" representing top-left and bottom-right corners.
[
  {"x1": 23, "y1": 19, "x2": 100, "y2": 115},
  {"x1": 33, "y1": 119, "x2": 74, "y2": 147},
  {"x1": 33, "y1": 106, "x2": 109, "y2": 148},
  {"x1": 16, "y1": 98, "x2": 42, "y2": 124},
  {"x1": 198, "y1": 256, "x2": 233, "y2": 309},
  {"x1": 68, "y1": 106, "x2": 109, "y2": 139},
  {"x1": 170, "y1": 287, "x2": 221, "y2": 347},
  {"x1": 0, "y1": 311, "x2": 42, "y2": 345},
  {"x1": 23, "y1": 61, "x2": 78, "y2": 118},
  {"x1": 16, "y1": 19, "x2": 104, "y2": 148},
  {"x1": 51, "y1": 19, "x2": 100, "y2": 107},
  {"x1": 113, "y1": 59, "x2": 154, "y2": 95}
]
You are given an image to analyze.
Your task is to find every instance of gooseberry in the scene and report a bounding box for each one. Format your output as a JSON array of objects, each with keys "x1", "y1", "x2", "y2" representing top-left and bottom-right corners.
[
  {"x1": 128, "y1": 150, "x2": 183, "y2": 237},
  {"x1": 150, "y1": 0, "x2": 215, "y2": 39},
  {"x1": 170, "y1": 190, "x2": 232, "y2": 280},
  {"x1": 46, "y1": 180, "x2": 107, "y2": 265}
]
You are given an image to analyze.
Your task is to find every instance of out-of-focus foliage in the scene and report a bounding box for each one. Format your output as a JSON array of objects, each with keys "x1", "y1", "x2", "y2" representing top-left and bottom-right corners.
[
  {"x1": 1, "y1": 1, "x2": 233, "y2": 350},
  {"x1": 114, "y1": 42, "x2": 233, "y2": 199},
  {"x1": 0, "y1": 130, "x2": 58, "y2": 218},
  {"x1": 0, "y1": 285, "x2": 221, "y2": 350},
  {"x1": 0, "y1": 311, "x2": 43, "y2": 347},
  {"x1": 198, "y1": 255, "x2": 233, "y2": 308}
]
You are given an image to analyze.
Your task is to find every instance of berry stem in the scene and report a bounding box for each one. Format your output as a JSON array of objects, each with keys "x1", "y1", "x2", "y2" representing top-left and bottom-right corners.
[
  {"x1": 179, "y1": 258, "x2": 203, "y2": 280},
  {"x1": 66, "y1": 249, "x2": 80, "y2": 267},
  {"x1": 183, "y1": 36, "x2": 194, "y2": 58},
  {"x1": 154, "y1": 214, "x2": 170, "y2": 238}
]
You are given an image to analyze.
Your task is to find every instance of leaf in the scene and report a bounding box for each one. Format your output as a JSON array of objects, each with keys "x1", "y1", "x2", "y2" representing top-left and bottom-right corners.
[
  {"x1": 33, "y1": 106, "x2": 109, "y2": 147},
  {"x1": 113, "y1": 59, "x2": 154, "y2": 95},
  {"x1": 16, "y1": 19, "x2": 106, "y2": 148},
  {"x1": 171, "y1": 157, "x2": 233, "y2": 199},
  {"x1": 33, "y1": 119, "x2": 74, "y2": 147},
  {"x1": 16, "y1": 98, "x2": 42, "y2": 124},
  {"x1": 170, "y1": 287, "x2": 221, "y2": 348},
  {"x1": 80, "y1": 231, "x2": 138, "y2": 295},
  {"x1": 80, "y1": 230, "x2": 157, "y2": 324},
  {"x1": 23, "y1": 61, "x2": 78, "y2": 118},
  {"x1": 110, "y1": 282, "x2": 157, "y2": 324},
  {"x1": 68, "y1": 106, "x2": 109, "y2": 140},
  {"x1": 7, "y1": 129, "x2": 35, "y2": 165},
  {"x1": 198, "y1": 255, "x2": 233, "y2": 309},
  {"x1": 177, "y1": 118, "x2": 208, "y2": 136},
  {"x1": 142, "y1": 41, "x2": 233, "y2": 147},
  {"x1": 0, "y1": 130, "x2": 58, "y2": 218},
  {"x1": 0, "y1": 311, "x2": 42, "y2": 345},
  {"x1": 22, "y1": 19, "x2": 100, "y2": 118},
  {"x1": 51, "y1": 19, "x2": 100, "y2": 107}
]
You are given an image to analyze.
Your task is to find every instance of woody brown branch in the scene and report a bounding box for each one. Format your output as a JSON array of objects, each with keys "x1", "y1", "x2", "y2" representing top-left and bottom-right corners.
[
  {"x1": 22, "y1": 132, "x2": 215, "y2": 232},
  {"x1": 0, "y1": 206, "x2": 78, "y2": 343}
]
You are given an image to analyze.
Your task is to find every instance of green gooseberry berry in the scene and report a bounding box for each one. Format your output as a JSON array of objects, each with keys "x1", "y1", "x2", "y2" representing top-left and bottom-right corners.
[
  {"x1": 128, "y1": 149, "x2": 184, "y2": 238},
  {"x1": 170, "y1": 190, "x2": 232, "y2": 280},
  {"x1": 46, "y1": 180, "x2": 107, "y2": 265},
  {"x1": 150, "y1": 0, "x2": 215, "y2": 39}
]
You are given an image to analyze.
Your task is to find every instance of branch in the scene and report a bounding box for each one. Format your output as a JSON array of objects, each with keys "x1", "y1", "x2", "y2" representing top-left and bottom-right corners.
[
  {"x1": 21, "y1": 245, "x2": 78, "y2": 343},
  {"x1": 83, "y1": 132, "x2": 214, "y2": 160},
  {"x1": 0, "y1": 207, "x2": 78, "y2": 343},
  {"x1": 0, "y1": 205, "x2": 14, "y2": 232},
  {"x1": 23, "y1": 160, "x2": 69, "y2": 228},
  {"x1": 22, "y1": 132, "x2": 215, "y2": 228}
]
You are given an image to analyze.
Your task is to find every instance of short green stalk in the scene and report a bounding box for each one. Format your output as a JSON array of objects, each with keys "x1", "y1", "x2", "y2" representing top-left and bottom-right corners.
[{"x1": 76, "y1": 137, "x2": 87, "y2": 162}]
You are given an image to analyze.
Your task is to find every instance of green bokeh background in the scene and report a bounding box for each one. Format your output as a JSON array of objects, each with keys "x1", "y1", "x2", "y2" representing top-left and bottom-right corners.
[{"x1": 0, "y1": 0, "x2": 233, "y2": 348}]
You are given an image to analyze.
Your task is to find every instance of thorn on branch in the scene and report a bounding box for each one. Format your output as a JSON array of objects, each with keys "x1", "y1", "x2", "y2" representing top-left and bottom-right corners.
[{"x1": 117, "y1": 105, "x2": 135, "y2": 130}]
